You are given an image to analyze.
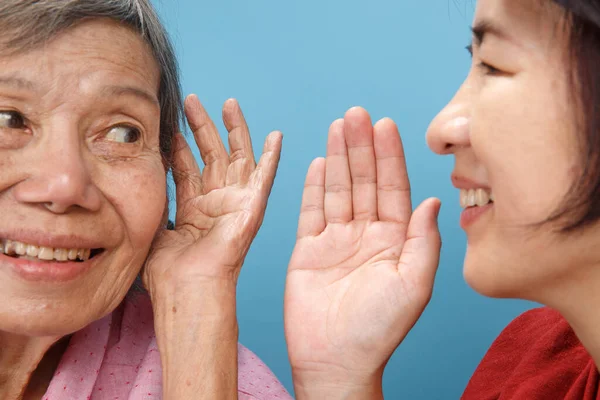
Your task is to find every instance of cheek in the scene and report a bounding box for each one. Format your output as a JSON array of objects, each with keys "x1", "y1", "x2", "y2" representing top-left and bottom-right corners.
[
  {"x1": 472, "y1": 78, "x2": 577, "y2": 225},
  {"x1": 0, "y1": 152, "x2": 18, "y2": 189},
  {"x1": 102, "y1": 161, "x2": 167, "y2": 251}
]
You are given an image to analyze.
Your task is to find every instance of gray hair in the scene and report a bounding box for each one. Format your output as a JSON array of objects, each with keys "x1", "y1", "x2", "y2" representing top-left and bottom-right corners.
[{"x1": 0, "y1": 0, "x2": 183, "y2": 164}]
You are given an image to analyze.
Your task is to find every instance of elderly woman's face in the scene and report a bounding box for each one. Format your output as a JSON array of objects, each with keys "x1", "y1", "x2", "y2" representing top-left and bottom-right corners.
[{"x1": 0, "y1": 20, "x2": 166, "y2": 336}]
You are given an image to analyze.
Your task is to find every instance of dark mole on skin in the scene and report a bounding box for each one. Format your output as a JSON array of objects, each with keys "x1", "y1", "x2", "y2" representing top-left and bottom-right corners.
[{"x1": 172, "y1": 306, "x2": 176, "y2": 314}]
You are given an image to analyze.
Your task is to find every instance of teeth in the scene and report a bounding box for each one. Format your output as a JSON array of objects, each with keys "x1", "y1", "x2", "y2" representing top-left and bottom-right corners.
[
  {"x1": 460, "y1": 188, "x2": 493, "y2": 208},
  {"x1": 77, "y1": 248, "x2": 91, "y2": 260},
  {"x1": 468, "y1": 190, "x2": 476, "y2": 206},
  {"x1": 15, "y1": 242, "x2": 26, "y2": 256},
  {"x1": 460, "y1": 190, "x2": 468, "y2": 209},
  {"x1": 475, "y1": 189, "x2": 488, "y2": 206},
  {"x1": 26, "y1": 245, "x2": 39, "y2": 257},
  {"x1": 68, "y1": 249, "x2": 78, "y2": 261},
  {"x1": 54, "y1": 248, "x2": 68, "y2": 262},
  {"x1": 0, "y1": 239, "x2": 94, "y2": 262},
  {"x1": 5, "y1": 240, "x2": 14, "y2": 255},
  {"x1": 38, "y1": 247, "x2": 54, "y2": 261}
]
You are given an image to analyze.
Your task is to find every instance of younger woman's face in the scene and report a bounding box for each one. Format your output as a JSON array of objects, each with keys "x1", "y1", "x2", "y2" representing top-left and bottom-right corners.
[{"x1": 426, "y1": 0, "x2": 598, "y2": 300}]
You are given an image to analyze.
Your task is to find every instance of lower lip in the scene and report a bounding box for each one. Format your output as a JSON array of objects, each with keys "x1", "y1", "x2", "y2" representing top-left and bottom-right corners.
[
  {"x1": 460, "y1": 203, "x2": 494, "y2": 229},
  {"x1": 0, "y1": 252, "x2": 100, "y2": 282}
]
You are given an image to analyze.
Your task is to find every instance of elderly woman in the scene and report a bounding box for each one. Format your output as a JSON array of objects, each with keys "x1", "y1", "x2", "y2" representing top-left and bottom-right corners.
[
  {"x1": 1, "y1": 0, "x2": 431, "y2": 398},
  {"x1": 0, "y1": 0, "x2": 297, "y2": 398},
  {"x1": 6, "y1": 0, "x2": 600, "y2": 399},
  {"x1": 283, "y1": 0, "x2": 600, "y2": 398}
]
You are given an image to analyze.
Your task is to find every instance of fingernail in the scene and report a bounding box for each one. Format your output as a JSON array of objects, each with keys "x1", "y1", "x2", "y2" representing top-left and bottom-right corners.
[{"x1": 270, "y1": 131, "x2": 282, "y2": 143}]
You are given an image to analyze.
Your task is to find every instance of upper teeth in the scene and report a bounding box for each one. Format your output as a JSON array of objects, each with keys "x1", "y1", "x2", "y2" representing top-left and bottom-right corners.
[
  {"x1": 460, "y1": 189, "x2": 494, "y2": 208},
  {"x1": 0, "y1": 239, "x2": 91, "y2": 261}
]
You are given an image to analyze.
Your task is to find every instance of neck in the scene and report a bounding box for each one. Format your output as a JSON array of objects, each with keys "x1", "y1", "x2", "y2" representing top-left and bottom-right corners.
[
  {"x1": 543, "y1": 267, "x2": 600, "y2": 372},
  {"x1": 0, "y1": 332, "x2": 65, "y2": 399}
]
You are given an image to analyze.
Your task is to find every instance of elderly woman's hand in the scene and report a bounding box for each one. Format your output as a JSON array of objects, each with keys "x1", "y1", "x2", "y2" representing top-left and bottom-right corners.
[
  {"x1": 142, "y1": 94, "x2": 282, "y2": 398},
  {"x1": 285, "y1": 107, "x2": 441, "y2": 400},
  {"x1": 144, "y1": 94, "x2": 282, "y2": 290}
]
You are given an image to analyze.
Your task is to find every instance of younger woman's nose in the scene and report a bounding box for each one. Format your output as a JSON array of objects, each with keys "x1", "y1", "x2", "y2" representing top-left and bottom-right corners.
[{"x1": 426, "y1": 88, "x2": 471, "y2": 155}]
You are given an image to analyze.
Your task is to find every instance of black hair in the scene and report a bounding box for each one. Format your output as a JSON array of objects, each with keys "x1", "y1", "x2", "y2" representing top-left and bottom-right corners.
[{"x1": 546, "y1": 0, "x2": 600, "y2": 232}]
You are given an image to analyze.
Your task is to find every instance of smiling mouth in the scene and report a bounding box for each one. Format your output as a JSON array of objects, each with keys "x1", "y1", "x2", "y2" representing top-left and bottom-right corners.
[
  {"x1": 0, "y1": 239, "x2": 104, "y2": 262},
  {"x1": 460, "y1": 188, "x2": 494, "y2": 208}
]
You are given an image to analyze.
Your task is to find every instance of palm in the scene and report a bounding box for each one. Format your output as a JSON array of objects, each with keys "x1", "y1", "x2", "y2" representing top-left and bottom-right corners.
[
  {"x1": 144, "y1": 95, "x2": 282, "y2": 289},
  {"x1": 285, "y1": 108, "x2": 441, "y2": 381}
]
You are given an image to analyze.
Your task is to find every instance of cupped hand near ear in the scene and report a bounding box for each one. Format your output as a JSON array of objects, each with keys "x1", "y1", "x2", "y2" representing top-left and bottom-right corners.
[{"x1": 285, "y1": 107, "x2": 441, "y2": 397}]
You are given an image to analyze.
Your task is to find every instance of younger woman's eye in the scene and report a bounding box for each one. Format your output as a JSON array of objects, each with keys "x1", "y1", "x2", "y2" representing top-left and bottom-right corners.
[
  {"x1": 478, "y1": 61, "x2": 502, "y2": 76},
  {"x1": 466, "y1": 44, "x2": 504, "y2": 76},
  {"x1": 0, "y1": 111, "x2": 25, "y2": 129},
  {"x1": 105, "y1": 125, "x2": 141, "y2": 144}
]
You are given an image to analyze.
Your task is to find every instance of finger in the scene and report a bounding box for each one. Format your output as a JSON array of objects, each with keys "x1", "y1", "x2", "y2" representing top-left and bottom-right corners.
[
  {"x1": 374, "y1": 118, "x2": 412, "y2": 224},
  {"x1": 249, "y1": 131, "x2": 283, "y2": 201},
  {"x1": 297, "y1": 157, "x2": 326, "y2": 238},
  {"x1": 222, "y1": 98, "x2": 256, "y2": 186},
  {"x1": 398, "y1": 198, "x2": 442, "y2": 298},
  {"x1": 171, "y1": 132, "x2": 203, "y2": 224},
  {"x1": 184, "y1": 94, "x2": 229, "y2": 193},
  {"x1": 344, "y1": 107, "x2": 378, "y2": 221},
  {"x1": 324, "y1": 119, "x2": 353, "y2": 224}
]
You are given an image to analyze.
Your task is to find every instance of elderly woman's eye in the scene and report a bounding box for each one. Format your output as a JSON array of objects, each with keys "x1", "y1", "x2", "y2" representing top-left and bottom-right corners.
[
  {"x1": 0, "y1": 111, "x2": 26, "y2": 129},
  {"x1": 106, "y1": 125, "x2": 141, "y2": 144}
]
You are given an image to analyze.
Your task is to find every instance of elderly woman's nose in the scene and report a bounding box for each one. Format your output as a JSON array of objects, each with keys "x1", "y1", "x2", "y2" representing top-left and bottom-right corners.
[
  {"x1": 426, "y1": 87, "x2": 471, "y2": 155},
  {"x1": 13, "y1": 137, "x2": 102, "y2": 214}
]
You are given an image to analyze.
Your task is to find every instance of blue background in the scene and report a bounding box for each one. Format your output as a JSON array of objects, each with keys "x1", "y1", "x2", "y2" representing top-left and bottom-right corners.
[{"x1": 153, "y1": 1, "x2": 534, "y2": 398}]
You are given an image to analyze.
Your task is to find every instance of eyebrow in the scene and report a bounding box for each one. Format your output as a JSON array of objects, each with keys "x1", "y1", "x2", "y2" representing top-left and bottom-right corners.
[
  {"x1": 0, "y1": 75, "x2": 35, "y2": 91},
  {"x1": 471, "y1": 19, "x2": 512, "y2": 47},
  {"x1": 0, "y1": 77, "x2": 159, "y2": 108},
  {"x1": 101, "y1": 85, "x2": 160, "y2": 107}
]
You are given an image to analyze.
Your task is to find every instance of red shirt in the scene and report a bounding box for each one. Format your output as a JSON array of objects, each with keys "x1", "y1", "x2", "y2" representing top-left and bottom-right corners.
[{"x1": 462, "y1": 307, "x2": 600, "y2": 399}]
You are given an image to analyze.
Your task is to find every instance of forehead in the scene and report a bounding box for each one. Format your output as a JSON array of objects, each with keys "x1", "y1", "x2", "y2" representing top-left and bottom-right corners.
[{"x1": 0, "y1": 18, "x2": 160, "y2": 100}]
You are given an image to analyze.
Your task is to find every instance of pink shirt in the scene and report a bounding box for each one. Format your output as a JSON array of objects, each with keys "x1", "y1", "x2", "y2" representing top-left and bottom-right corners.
[{"x1": 42, "y1": 293, "x2": 292, "y2": 399}]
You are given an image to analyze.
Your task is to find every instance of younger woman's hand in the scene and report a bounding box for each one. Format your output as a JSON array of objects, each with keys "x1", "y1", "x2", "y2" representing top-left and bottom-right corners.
[{"x1": 285, "y1": 107, "x2": 441, "y2": 399}]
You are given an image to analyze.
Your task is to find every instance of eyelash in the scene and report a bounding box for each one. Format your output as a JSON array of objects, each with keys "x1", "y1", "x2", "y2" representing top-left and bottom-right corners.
[
  {"x1": 466, "y1": 44, "x2": 502, "y2": 76},
  {"x1": 477, "y1": 62, "x2": 501, "y2": 75}
]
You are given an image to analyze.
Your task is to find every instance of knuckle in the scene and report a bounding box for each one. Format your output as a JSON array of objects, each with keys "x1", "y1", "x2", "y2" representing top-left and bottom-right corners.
[
  {"x1": 351, "y1": 175, "x2": 377, "y2": 185},
  {"x1": 326, "y1": 183, "x2": 351, "y2": 193},
  {"x1": 202, "y1": 147, "x2": 224, "y2": 165},
  {"x1": 300, "y1": 204, "x2": 323, "y2": 213},
  {"x1": 377, "y1": 183, "x2": 410, "y2": 192},
  {"x1": 229, "y1": 148, "x2": 248, "y2": 164}
]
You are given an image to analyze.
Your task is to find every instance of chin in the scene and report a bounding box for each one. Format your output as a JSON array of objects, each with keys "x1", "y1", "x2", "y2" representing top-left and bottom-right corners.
[
  {"x1": 462, "y1": 246, "x2": 520, "y2": 299},
  {"x1": 0, "y1": 318, "x2": 81, "y2": 338},
  {"x1": 0, "y1": 299, "x2": 104, "y2": 338}
]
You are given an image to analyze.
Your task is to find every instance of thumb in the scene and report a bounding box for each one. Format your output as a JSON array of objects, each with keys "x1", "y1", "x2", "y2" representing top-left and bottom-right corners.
[{"x1": 398, "y1": 198, "x2": 442, "y2": 295}]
